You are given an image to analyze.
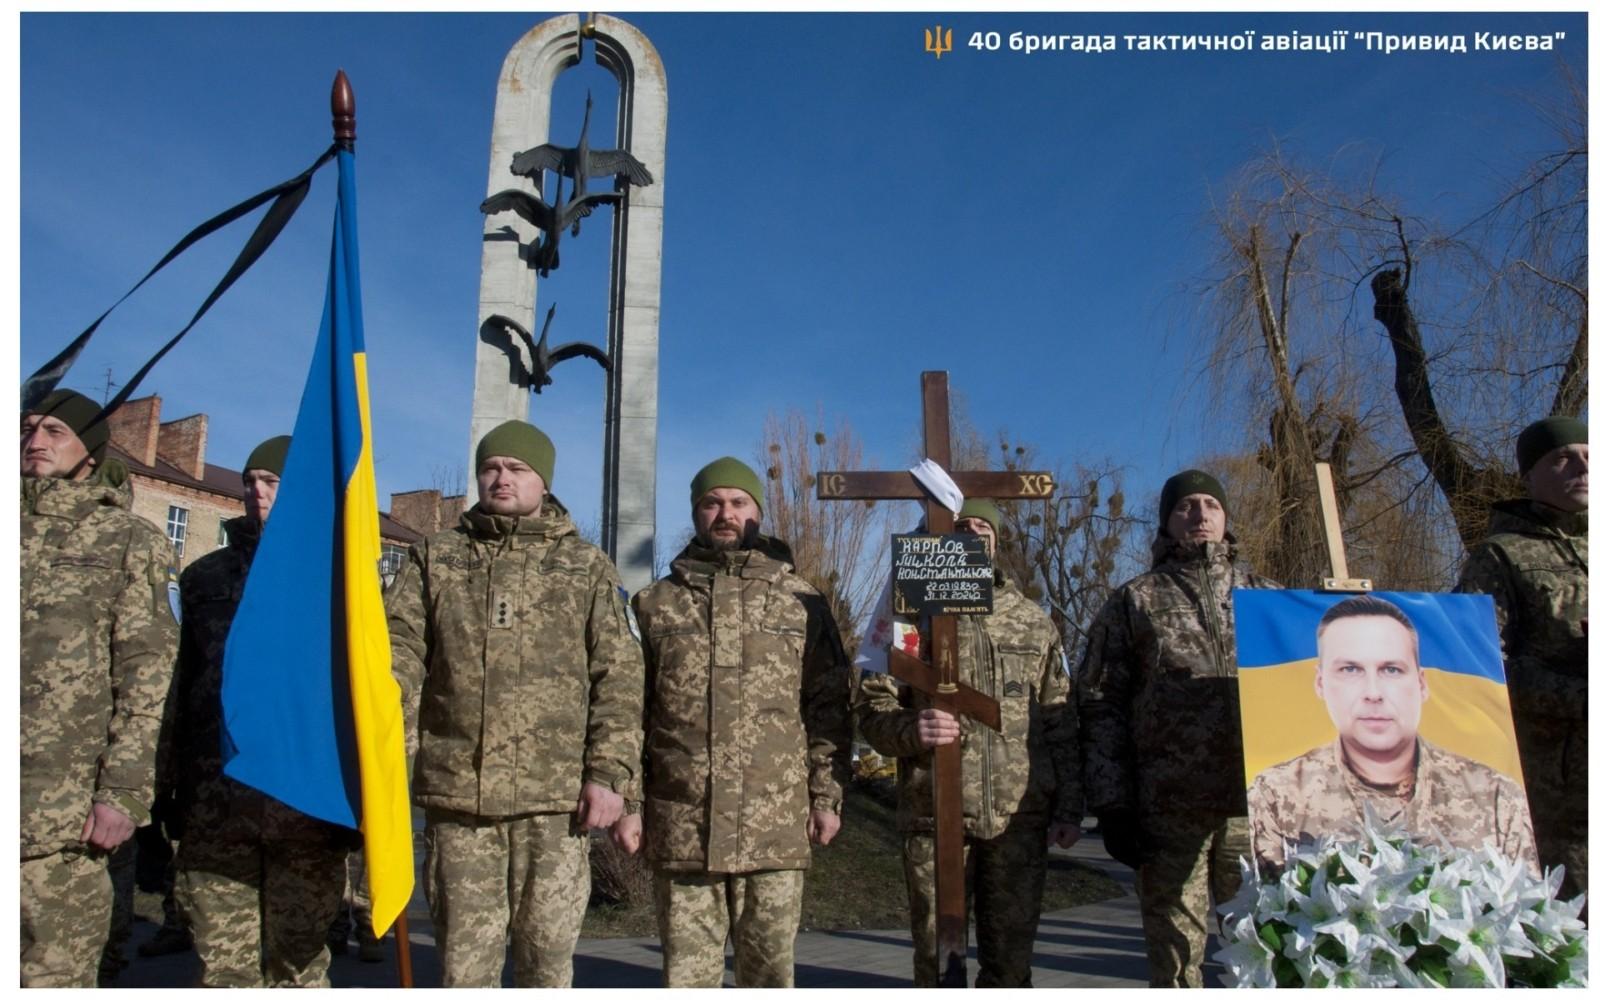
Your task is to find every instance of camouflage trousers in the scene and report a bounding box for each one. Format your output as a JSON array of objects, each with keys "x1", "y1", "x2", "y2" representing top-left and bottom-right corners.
[
  {"x1": 98, "y1": 840, "x2": 136, "y2": 983},
  {"x1": 20, "y1": 846, "x2": 112, "y2": 988},
  {"x1": 903, "y1": 816, "x2": 1048, "y2": 987},
  {"x1": 1526, "y1": 751, "x2": 1587, "y2": 903},
  {"x1": 330, "y1": 847, "x2": 377, "y2": 941},
  {"x1": 423, "y1": 809, "x2": 589, "y2": 988},
  {"x1": 653, "y1": 868, "x2": 804, "y2": 988},
  {"x1": 1135, "y1": 810, "x2": 1251, "y2": 988},
  {"x1": 175, "y1": 833, "x2": 350, "y2": 987}
]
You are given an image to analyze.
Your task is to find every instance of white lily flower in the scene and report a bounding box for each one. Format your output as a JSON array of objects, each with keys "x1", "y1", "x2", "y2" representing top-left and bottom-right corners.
[{"x1": 1217, "y1": 821, "x2": 1588, "y2": 988}]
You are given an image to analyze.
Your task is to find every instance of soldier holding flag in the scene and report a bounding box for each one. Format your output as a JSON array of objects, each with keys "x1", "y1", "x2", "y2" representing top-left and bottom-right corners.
[{"x1": 170, "y1": 436, "x2": 358, "y2": 987}]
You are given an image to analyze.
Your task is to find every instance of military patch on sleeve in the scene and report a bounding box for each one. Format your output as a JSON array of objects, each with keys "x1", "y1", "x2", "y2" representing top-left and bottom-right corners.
[
  {"x1": 167, "y1": 580, "x2": 183, "y2": 624},
  {"x1": 619, "y1": 586, "x2": 642, "y2": 642},
  {"x1": 1003, "y1": 679, "x2": 1025, "y2": 697}
]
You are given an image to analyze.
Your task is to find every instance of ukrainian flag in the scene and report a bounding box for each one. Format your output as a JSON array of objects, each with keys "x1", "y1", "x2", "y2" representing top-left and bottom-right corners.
[
  {"x1": 220, "y1": 147, "x2": 413, "y2": 935},
  {"x1": 1234, "y1": 589, "x2": 1523, "y2": 788}
]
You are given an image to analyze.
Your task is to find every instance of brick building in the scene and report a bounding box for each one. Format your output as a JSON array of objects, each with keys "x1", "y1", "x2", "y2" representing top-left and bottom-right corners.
[{"x1": 105, "y1": 395, "x2": 423, "y2": 579}]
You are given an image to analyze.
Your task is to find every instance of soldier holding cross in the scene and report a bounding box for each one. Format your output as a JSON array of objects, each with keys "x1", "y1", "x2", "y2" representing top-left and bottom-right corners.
[
  {"x1": 857, "y1": 497, "x2": 1082, "y2": 987},
  {"x1": 819, "y1": 372, "x2": 1075, "y2": 986}
]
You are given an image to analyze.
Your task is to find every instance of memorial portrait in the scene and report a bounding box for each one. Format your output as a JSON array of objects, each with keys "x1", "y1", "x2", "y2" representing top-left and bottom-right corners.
[{"x1": 1234, "y1": 590, "x2": 1538, "y2": 873}]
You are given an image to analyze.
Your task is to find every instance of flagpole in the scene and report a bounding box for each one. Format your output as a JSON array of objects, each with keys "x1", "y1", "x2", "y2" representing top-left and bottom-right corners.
[{"x1": 330, "y1": 67, "x2": 416, "y2": 989}]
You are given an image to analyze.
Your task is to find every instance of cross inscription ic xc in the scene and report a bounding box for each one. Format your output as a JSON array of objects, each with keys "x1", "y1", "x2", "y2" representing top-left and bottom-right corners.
[{"x1": 817, "y1": 371, "x2": 1056, "y2": 987}]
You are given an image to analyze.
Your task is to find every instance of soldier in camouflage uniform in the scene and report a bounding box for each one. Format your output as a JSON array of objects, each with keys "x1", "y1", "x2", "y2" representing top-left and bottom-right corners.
[
  {"x1": 1457, "y1": 416, "x2": 1587, "y2": 901},
  {"x1": 21, "y1": 389, "x2": 179, "y2": 988},
  {"x1": 387, "y1": 420, "x2": 644, "y2": 987},
  {"x1": 169, "y1": 435, "x2": 357, "y2": 987},
  {"x1": 1248, "y1": 595, "x2": 1536, "y2": 874},
  {"x1": 1076, "y1": 470, "x2": 1278, "y2": 988},
  {"x1": 856, "y1": 499, "x2": 1082, "y2": 988},
  {"x1": 616, "y1": 457, "x2": 852, "y2": 988}
]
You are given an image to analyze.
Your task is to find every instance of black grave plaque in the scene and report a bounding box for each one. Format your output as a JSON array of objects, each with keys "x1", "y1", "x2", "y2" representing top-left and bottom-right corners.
[{"x1": 891, "y1": 533, "x2": 994, "y2": 616}]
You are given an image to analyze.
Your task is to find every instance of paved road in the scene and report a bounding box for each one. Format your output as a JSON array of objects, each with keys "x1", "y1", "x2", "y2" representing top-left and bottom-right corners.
[{"x1": 114, "y1": 830, "x2": 1229, "y2": 987}]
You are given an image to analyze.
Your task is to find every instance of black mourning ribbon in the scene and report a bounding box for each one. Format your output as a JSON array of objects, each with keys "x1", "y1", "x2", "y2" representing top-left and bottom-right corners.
[{"x1": 21, "y1": 143, "x2": 340, "y2": 424}]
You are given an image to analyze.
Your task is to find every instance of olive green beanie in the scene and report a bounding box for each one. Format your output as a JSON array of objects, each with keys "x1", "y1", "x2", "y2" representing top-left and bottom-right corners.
[
  {"x1": 29, "y1": 389, "x2": 109, "y2": 462},
  {"x1": 244, "y1": 435, "x2": 291, "y2": 477},
  {"x1": 1159, "y1": 469, "x2": 1228, "y2": 528},
  {"x1": 475, "y1": 420, "x2": 555, "y2": 485},
  {"x1": 957, "y1": 498, "x2": 1004, "y2": 533},
  {"x1": 1516, "y1": 417, "x2": 1587, "y2": 474},
  {"x1": 690, "y1": 457, "x2": 764, "y2": 512}
]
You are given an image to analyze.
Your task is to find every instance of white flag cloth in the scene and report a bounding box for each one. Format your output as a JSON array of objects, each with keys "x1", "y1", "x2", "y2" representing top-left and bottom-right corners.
[
  {"x1": 909, "y1": 458, "x2": 963, "y2": 514},
  {"x1": 855, "y1": 575, "x2": 922, "y2": 674}
]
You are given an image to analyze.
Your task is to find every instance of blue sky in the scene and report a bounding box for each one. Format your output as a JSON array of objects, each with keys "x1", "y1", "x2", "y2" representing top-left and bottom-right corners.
[{"x1": 18, "y1": 11, "x2": 1587, "y2": 552}]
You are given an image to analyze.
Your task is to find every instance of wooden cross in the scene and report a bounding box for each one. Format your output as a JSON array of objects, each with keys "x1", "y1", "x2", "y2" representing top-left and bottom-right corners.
[
  {"x1": 817, "y1": 371, "x2": 1056, "y2": 987},
  {"x1": 1314, "y1": 462, "x2": 1373, "y2": 593}
]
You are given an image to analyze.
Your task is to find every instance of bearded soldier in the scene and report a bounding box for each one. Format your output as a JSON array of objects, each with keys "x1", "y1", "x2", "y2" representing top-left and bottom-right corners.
[
  {"x1": 617, "y1": 457, "x2": 852, "y2": 987},
  {"x1": 21, "y1": 389, "x2": 179, "y2": 987},
  {"x1": 856, "y1": 498, "x2": 1082, "y2": 988},
  {"x1": 387, "y1": 419, "x2": 644, "y2": 987},
  {"x1": 1457, "y1": 417, "x2": 1588, "y2": 901},
  {"x1": 170, "y1": 436, "x2": 358, "y2": 986},
  {"x1": 1076, "y1": 470, "x2": 1279, "y2": 988}
]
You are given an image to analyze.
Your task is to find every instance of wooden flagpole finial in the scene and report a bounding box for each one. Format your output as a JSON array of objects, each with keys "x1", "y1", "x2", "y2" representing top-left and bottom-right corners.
[
  {"x1": 1315, "y1": 462, "x2": 1372, "y2": 593},
  {"x1": 331, "y1": 69, "x2": 356, "y2": 151}
]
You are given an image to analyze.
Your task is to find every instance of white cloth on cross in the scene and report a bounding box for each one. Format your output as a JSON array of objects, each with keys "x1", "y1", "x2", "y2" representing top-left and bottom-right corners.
[{"x1": 909, "y1": 458, "x2": 963, "y2": 514}]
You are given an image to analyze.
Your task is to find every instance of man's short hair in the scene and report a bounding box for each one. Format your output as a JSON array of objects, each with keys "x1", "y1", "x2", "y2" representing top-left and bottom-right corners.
[{"x1": 1315, "y1": 595, "x2": 1419, "y2": 660}]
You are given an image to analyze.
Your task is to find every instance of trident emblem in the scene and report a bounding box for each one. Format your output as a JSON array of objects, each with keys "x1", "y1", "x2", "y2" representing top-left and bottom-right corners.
[{"x1": 924, "y1": 25, "x2": 953, "y2": 59}]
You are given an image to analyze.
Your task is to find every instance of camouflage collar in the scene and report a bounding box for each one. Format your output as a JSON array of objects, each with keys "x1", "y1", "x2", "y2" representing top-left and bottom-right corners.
[
  {"x1": 1149, "y1": 533, "x2": 1236, "y2": 572},
  {"x1": 1337, "y1": 735, "x2": 1430, "y2": 802},
  {"x1": 21, "y1": 471, "x2": 131, "y2": 518},
  {"x1": 671, "y1": 535, "x2": 794, "y2": 583},
  {"x1": 459, "y1": 495, "x2": 576, "y2": 545},
  {"x1": 1488, "y1": 497, "x2": 1587, "y2": 539}
]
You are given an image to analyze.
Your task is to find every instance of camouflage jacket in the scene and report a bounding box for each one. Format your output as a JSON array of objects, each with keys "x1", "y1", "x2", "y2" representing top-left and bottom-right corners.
[
  {"x1": 20, "y1": 469, "x2": 178, "y2": 858},
  {"x1": 632, "y1": 537, "x2": 852, "y2": 873},
  {"x1": 1075, "y1": 535, "x2": 1278, "y2": 821},
  {"x1": 1456, "y1": 499, "x2": 1587, "y2": 824},
  {"x1": 1248, "y1": 739, "x2": 1537, "y2": 874},
  {"x1": 387, "y1": 497, "x2": 645, "y2": 818},
  {"x1": 170, "y1": 517, "x2": 352, "y2": 845},
  {"x1": 856, "y1": 574, "x2": 1081, "y2": 840}
]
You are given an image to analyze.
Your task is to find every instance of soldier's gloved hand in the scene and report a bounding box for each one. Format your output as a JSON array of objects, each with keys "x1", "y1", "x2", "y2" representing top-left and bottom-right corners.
[
  {"x1": 915, "y1": 708, "x2": 961, "y2": 749},
  {"x1": 577, "y1": 781, "x2": 624, "y2": 832},
  {"x1": 611, "y1": 813, "x2": 643, "y2": 855},
  {"x1": 1097, "y1": 810, "x2": 1144, "y2": 869}
]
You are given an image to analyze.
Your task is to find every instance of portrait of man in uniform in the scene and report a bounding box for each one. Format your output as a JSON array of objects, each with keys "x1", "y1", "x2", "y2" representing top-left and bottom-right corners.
[{"x1": 1238, "y1": 593, "x2": 1537, "y2": 875}]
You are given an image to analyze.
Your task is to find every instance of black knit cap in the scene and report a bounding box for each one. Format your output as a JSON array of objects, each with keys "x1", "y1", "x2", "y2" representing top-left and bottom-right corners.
[
  {"x1": 26, "y1": 389, "x2": 109, "y2": 462},
  {"x1": 1159, "y1": 469, "x2": 1229, "y2": 528},
  {"x1": 1516, "y1": 417, "x2": 1587, "y2": 474}
]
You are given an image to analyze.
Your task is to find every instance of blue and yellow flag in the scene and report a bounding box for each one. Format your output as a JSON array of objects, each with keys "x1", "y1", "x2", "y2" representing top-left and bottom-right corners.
[
  {"x1": 220, "y1": 148, "x2": 413, "y2": 935},
  {"x1": 1234, "y1": 589, "x2": 1522, "y2": 787}
]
